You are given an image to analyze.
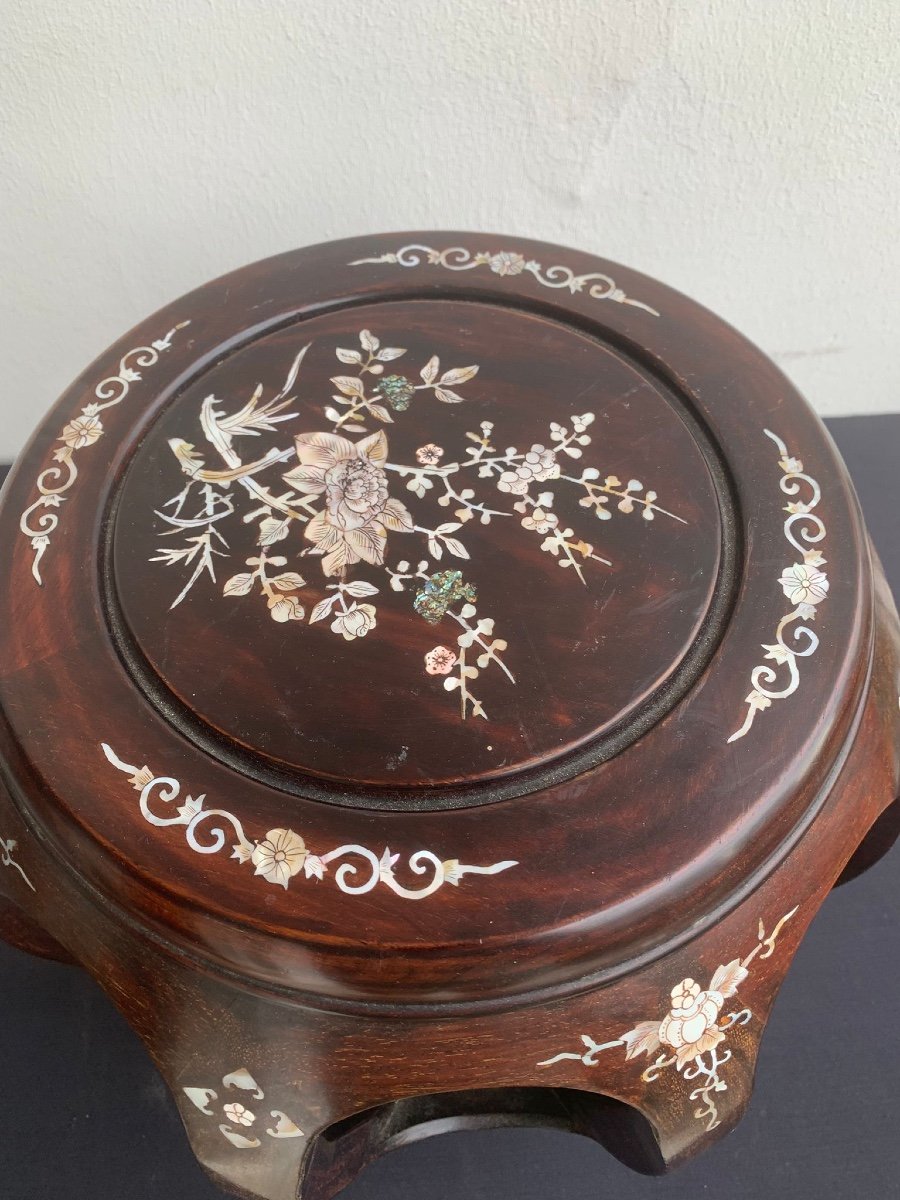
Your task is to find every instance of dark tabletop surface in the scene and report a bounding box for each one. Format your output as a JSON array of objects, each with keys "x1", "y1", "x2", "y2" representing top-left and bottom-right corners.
[{"x1": 1, "y1": 414, "x2": 899, "y2": 1200}]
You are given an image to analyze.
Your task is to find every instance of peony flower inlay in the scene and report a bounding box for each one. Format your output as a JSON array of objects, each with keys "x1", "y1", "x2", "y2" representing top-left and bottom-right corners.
[
  {"x1": 284, "y1": 429, "x2": 413, "y2": 576},
  {"x1": 658, "y1": 976, "x2": 732, "y2": 1069},
  {"x1": 330, "y1": 602, "x2": 377, "y2": 640},
  {"x1": 538, "y1": 907, "x2": 797, "y2": 1132}
]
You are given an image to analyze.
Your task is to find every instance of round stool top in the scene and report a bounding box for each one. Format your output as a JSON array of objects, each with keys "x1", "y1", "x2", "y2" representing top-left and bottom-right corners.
[
  {"x1": 113, "y1": 298, "x2": 722, "y2": 794},
  {"x1": 0, "y1": 232, "x2": 870, "y2": 1008}
]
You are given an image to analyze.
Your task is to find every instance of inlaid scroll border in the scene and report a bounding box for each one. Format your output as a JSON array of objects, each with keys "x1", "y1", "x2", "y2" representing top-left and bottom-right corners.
[
  {"x1": 727, "y1": 430, "x2": 829, "y2": 743},
  {"x1": 101, "y1": 743, "x2": 517, "y2": 898},
  {"x1": 349, "y1": 243, "x2": 660, "y2": 316},
  {"x1": 19, "y1": 320, "x2": 190, "y2": 584}
]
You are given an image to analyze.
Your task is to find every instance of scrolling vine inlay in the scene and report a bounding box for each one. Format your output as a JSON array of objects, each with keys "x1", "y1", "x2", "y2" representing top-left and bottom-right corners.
[
  {"x1": 349, "y1": 243, "x2": 660, "y2": 316},
  {"x1": 728, "y1": 430, "x2": 829, "y2": 743},
  {"x1": 102, "y1": 743, "x2": 517, "y2": 896},
  {"x1": 1, "y1": 836, "x2": 35, "y2": 892},
  {"x1": 20, "y1": 321, "x2": 190, "y2": 584}
]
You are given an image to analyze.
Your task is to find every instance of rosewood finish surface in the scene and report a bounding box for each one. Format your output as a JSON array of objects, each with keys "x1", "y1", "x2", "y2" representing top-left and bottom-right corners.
[{"x1": 0, "y1": 232, "x2": 897, "y2": 1200}]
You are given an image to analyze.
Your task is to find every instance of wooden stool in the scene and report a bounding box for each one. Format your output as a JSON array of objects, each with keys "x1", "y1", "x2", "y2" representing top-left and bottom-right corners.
[{"x1": 1, "y1": 232, "x2": 897, "y2": 1200}]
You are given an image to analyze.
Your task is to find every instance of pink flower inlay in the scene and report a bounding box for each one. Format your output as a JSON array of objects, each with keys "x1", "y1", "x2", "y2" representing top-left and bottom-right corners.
[{"x1": 425, "y1": 645, "x2": 458, "y2": 675}]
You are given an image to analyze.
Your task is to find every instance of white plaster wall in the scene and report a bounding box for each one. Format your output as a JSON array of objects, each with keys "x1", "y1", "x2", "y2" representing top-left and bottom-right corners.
[{"x1": 1, "y1": 0, "x2": 897, "y2": 459}]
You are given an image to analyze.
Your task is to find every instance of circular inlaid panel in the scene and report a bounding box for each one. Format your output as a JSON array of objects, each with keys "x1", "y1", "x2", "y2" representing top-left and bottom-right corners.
[{"x1": 111, "y1": 298, "x2": 724, "y2": 793}]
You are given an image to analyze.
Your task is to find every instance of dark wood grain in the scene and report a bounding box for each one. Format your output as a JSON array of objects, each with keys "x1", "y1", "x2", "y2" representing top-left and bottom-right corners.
[{"x1": 0, "y1": 232, "x2": 897, "y2": 1200}]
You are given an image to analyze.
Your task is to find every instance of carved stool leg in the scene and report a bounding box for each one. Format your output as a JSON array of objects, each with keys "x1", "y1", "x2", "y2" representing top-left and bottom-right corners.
[
  {"x1": 622, "y1": 1034, "x2": 759, "y2": 1169},
  {"x1": 538, "y1": 1025, "x2": 762, "y2": 1174},
  {"x1": 525, "y1": 900, "x2": 805, "y2": 1178},
  {"x1": 0, "y1": 893, "x2": 74, "y2": 963},
  {"x1": 300, "y1": 1088, "x2": 663, "y2": 1197},
  {"x1": 300, "y1": 1092, "x2": 574, "y2": 1200},
  {"x1": 834, "y1": 794, "x2": 900, "y2": 886}
]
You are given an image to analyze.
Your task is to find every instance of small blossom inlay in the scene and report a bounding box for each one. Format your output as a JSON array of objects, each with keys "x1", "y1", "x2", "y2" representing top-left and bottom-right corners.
[
  {"x1": 223, "y1": 1103, "x2": 255, "y2": 1128},
  {"x1": 425, "y1": 646, "x2": 458, "y2": 675},
  {"x1": 183, "y1": 1066, "x2": 304, "y2": 1151},
  {"x1": 416, "y1": 443, "x2": 444, "y2": 466}
]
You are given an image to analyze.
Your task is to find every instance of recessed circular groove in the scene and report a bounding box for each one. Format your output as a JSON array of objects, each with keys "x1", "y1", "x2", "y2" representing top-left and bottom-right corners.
[{"x1": 102, "y1": 291, "x2": 740, "y2": 812}]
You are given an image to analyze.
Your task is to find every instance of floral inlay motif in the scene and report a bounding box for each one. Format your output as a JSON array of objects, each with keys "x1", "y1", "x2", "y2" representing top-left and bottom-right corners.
[
  {"x1": 151, "y1": 330, "x2": 686, "y2": 720},
  {"x1": 728, "y1": 431, "x2": 829, "y2": 743},
  {"x1": 349, "y1": 244, "x2": 660, "y2": 316},
  {"x1": 538, "y1": 907, "x2": 797, "y2": 1131},
  {"x1": 425, "y1": 645, "x2": 458, "y2": 675},
  {"x1": 417, "y1": 443, "x2": 443, "y2": 466},
  {"x1": 1, "y1": 836, "x2": 35, "y2": 892},
  {"x1": 286, "y1": 429, "x2": 413, "y2": 576},
  {"x1": 183, "y1": 1066, "x2": 304, "y2": 1150},
  {"x1": 20, "y1": 320, "x2": 190, "y2": 585},
  {"x1": 102, "y1": 743, "x2": 517, "y2": 897},
  {"x1": 223, "y1": 1102, "x2": 255, "y2": 1128}
]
